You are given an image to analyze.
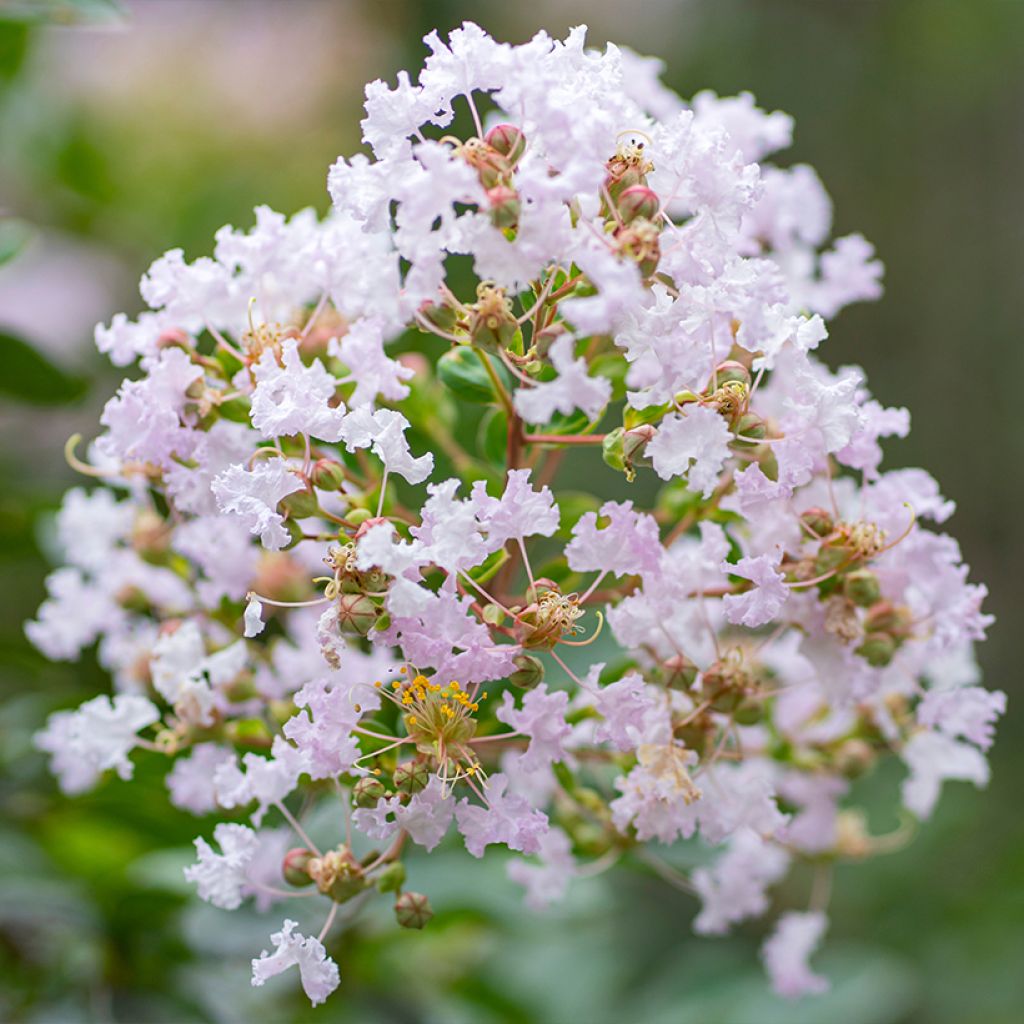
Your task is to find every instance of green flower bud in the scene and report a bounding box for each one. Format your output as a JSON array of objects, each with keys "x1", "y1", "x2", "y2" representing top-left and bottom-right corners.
[
  {"x1": 801, "y1": 507, "x2": 834, "y2": 538},
  {"x1": 310, "y1": 458, "x2": 346, "y2": 492},
  {"x1": 813, "y1": 544, "x2": 848, "y2": 577},
  {"x1": 282, "y1": 848, "x2": 315, "y2": 887},
  {"x1": 280, "y1": 488, "x2": 319, "y2": 520},
  {"x1": 335, "y1": 593, "x2": 378, "y2": 637},
  {"x1": 602, "y1": 427, "x2": 627, "y2": 473},
  {"x1": 662, "y1": 653, "x2": 698, "y2": 690},
  {"x1": 509, "y1": 653, "x2": 545, "y2": 689},
  {"x1": 352, "y1": 775, "x2": 387, "y2": 808},
  {"x1": 855, "y1": 632, "x2": 897, "y2": 667},
  {"x1": 394, "y1": 891, "x2": 434, "y2": 929},
  {"x1": 375, "y1": 861, "x2": 406, "y2": 894},
  {"x1": 487, "y1": 185, "x2": 520, "y2": 229},
  {"x1": 485, "y1": 123, "x2": 526, "y2": 164},
  {"x1": 843, "y1": 570, "x2": 881, "y2": 608},
  {"x1": 711, "y1": 360, "x2": 751, "y2": 388},
  {"x1": 616, "y1": 184, "x2": 659, "y2": 223},
  {"x1": 393, "y1": 760, "x2": 430, "y2": 795},
  {"x1": 344, "y1": 507, "x2": 373, "y2": 528}
]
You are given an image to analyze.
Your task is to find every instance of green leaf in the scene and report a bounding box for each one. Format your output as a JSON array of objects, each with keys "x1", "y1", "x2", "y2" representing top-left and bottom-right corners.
[
  {"x1": 0, "y1": 331, "x2": 88, "y2": 404},
  {"x1": 478, "y1": 407, "x2": 508, "y2": 466},
  {"x1": 437, "y1": 346, "x2": 510, "y2": 404}
]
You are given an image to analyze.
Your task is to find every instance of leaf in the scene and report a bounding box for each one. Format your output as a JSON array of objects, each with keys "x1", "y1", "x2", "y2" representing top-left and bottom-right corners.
[
  {"x1": 478, "y1": 407, "x2": 508, "y2": 466},
  {"x1": 0, "y1": 331, "x2": 88, "y2": 404},
  {"x1": 437, "y1": 346, "x2": 511, "y2": 405}
]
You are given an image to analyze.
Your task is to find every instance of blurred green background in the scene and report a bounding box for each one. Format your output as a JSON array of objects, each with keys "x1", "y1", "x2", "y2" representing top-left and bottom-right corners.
[{"x1": 1, "y1": 1, "x2": 1021, "y2": 1021}]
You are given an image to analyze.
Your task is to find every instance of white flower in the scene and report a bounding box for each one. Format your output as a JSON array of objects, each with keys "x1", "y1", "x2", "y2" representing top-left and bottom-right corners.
[
  {"x1": 184, "y1": 822, "x2": 259, "y2": 910},
  {"x1": 647, "y1": 407, "x2": 732, "y2": 496},
  {"x1": 761, "y1": 911, "x2": 830, "y2": 999},
  {"x1": 212, "y1": 458, "x2": 303, "y2": 550},
  {"x1": 251, "y1": 919, "x2": 340, "y2": 1007}
]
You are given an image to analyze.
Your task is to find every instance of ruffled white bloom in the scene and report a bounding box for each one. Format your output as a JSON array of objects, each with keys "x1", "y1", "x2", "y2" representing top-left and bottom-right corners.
[{"x1": 251, "y1": 919, "x2": 340, "y2": 1007}]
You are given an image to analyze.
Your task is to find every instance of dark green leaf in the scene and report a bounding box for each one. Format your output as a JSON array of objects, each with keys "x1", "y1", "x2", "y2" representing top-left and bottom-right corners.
[{"x1": 0, "y1": 331, "x2": 88, "y2": 404}]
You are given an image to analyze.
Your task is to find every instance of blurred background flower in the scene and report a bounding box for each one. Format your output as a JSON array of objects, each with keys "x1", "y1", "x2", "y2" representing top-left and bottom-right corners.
[{"x1": 1, "y1": 1, "x2": 1021, "y2": 1021}]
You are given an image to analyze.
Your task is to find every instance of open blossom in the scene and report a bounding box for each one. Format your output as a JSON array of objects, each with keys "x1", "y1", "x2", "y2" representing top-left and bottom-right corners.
[
  {"x1": 26, "y1": 21, "x2": 999, "y2": 1009},
  {"x1": 184, "y1": 822, "x2": 259, "y2": 910},
  {"x1": 761, "y1": 911, "x2": 830, "y2": 998},
  {"x1": 251, "y1": 919, "x2": 340, "y2": 1007}
]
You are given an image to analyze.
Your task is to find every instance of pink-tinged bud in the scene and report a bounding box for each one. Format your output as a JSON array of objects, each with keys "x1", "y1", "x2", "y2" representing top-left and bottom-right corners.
[
  {"x1": 534, "y1": 321, "x2": 567, "y2": 359},
  {"x1": 393, "y1": 760, "x2": 430, "y2": 795},
  {"x1": 622, "y1": 423, "x2": 656, "y2": 462},
  {"x1": 394, "y1": 890, "x2": 433, "y2": 929},
  {"x1": 487, "y1": 185, "x2": 520, "y2": 229},
  {"x1": 662, "y1": 653, "x2": 698, "y2": 690},
  {"x1": 282, "y1": 848, "x2": 315, "y2": 887},
  {"x1": 801, "y1": 507, "x2": 834, "y2": 538},
  {"x1": 352, "y1": 775, "x2": 387, "y2": 807},
  {"x1": 617, "y1": 184, "x2": 659, "y2": 223},
  {"x1": 335, "y1": 593, "x2": 378, "y2": 637},
  {"x1": 354, "y1": 515, "x2": 388, "y2": 540},
  {"x1": 711, "y1": 360, "x2": 751, "y2": 388},
  {"x1": 311, "y1": 458, "x2": 346, "y2": 492},
  {"x1": 157, "y1": 327, "x2": 190, "y2": 349},
  {"x1": 734, "y1": 412, "x2": 766, "y2": 443},
  {"x1": 864, "y1": 600, "x2": 909, "y2": 635},
  {"x1": 484, "y1": 123, "x2": 526, "y2": 164}
]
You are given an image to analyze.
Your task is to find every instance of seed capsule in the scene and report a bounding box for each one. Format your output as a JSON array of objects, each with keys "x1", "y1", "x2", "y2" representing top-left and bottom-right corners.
[
  {"x1": 393, "y1": 760, "x2": 430, "y2": 795},
  {"x1": 394, "y1": 890, "x2": 434, "y2": 929}
]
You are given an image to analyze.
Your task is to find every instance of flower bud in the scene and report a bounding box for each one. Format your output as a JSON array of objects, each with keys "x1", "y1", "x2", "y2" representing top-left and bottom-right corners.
[
  {"x1": 487, "y1": 185, "x2": 520, "y2": 229},
  {"x1": 601, "y1": 427, "x2": 627, "y2": 473},
  {"x1": 622, "y1": 423, "x2": 655, "y2": 463},
  {"x1": 394, "y1": 890, "x2": 433, "y2": 929},
  {"x1": 335, "y1": 593, "x2": 378, "y2": 637},
  {"x1": 801, "y1": 507, "x2": 834, "y2": 538},
  {"x1": 344, "y1": 507, "x2": 373, "y2": 528},
  {"x1": 282, "y1": 848, "x2": 315, "y2": 887},
  {"x1": 843, "y1": 570, "x2": 881, "y2": 608},
  {"x1": 280, "y1": 488, "x2": 319, "y2": 520},
  {"x1": 733, "y1": 701, "x2": 763, "y2": 726},
  {"x1": 352, "y1": 775, "x2": 387, "y2": 807},
  {"x1": 711, "y1": 360, "x2": 751, "y2": 388},
  {"x1": 485, "y1": 123, "x2": 526, "y2": 164},
  {"x1": 393, "y1": 759, "x2": 430, "y2": 795},
  {"x1": 813, "y1": 544, "x2": 848, "y2": 577},
  {"x1": 616, "y1": 184, "x2": 659, "y2": 223},
  {"x1": 855, "y1": 632, "x2": 897, "y2": 667},
  {"x1": 311, "y1": 458, "x2": 346, "y2": 492},
  {"x1": 509, "y1": 653, "x2": 544, "y2": 689},
  {"x1": 733, "y1": 412, "x2": 765, "y2": 443},
  {"x1": 864, "y1": 600, "x2": 902, "y2": 633},
  {"x1": 375, "y1": 861, "x2": 406, "y2": 894},
  {"x1": 418, "y1": 299, "x2": 458, "y2": 334},
  {"x1": 662, "y1": 653, "x2": 698, "y2": 690}
]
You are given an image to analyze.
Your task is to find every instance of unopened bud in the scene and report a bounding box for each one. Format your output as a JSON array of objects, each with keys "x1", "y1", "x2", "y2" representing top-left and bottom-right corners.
[
  {"x1": 801, "y1": 507, "x2": 834, "y2": 538},
  {"x1": 663, "y1": 653, "x2": 698, "y2": 690},
  {"x1": 282, "y1": 848, "x2": 315, "y2": 887},
  {"x1": 375, "y1": 861, "x2": 406, "y2": 894},
  {"x1": 418, "y1": 299, "x2": 458, "y2": 334},
  {"x1": 602, "y1": 428, "x2": 627, "y2": 474},
  {"x1": 712, "y1": 360, "x2": 751, "y2": 388},
  {"x1": 485, "y1": 123, "x2": 526, "y2": 164},
  {"x1": 509, "y1": 653, "x2": 544, "y2": 689},
  {"x1": 622, "y1": 423, "x2": 655, "y2": 462},
  {"x1": 813, "y1": 544, "x2": 848, "y2": 577},
  {"x1": 616, "y1": 184, "x2": 659, "y2": 223},
  {"x1": 393, "y1": 760, "x2": 430, "y2": 795},
  {"x1": 394, "y1": 890, "x2": 433, "y2": 929},
  {"x1": 335, "y1": 593, "x2": 378, "y2": 637},
  {"x1": 734, "y1": 413, "x2": 766, "y2": 442},
  {"x1": 843, "y1": 570, "x2": 881, "y2": 608},
  {"x1": 344, "y1": 507, "x2": 373, "y2": 528},
  {"x1": 311, "y1": 458, "x2": 346, "y2": 492},
  {"x1": 487, "y1": 185, "x2": 520, "y2": 229},
  {"x1": 855, "y1": 632, "x2": 897, "y2": 667},
  {"x1": 280, "y1": 488, "x2": 319, "y2": 520},
  {"x1": 352, "y1": 775, "x2": 387, "y2": 807},
  {"x1": 534, "y1": 322, "x2": 567, "y2": 359}
]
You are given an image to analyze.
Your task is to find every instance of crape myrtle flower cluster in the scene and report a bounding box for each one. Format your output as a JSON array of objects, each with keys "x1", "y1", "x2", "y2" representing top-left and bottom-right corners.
[{"x1": 29, "y1": 24, "x2": 1002, "y2": 1006}]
